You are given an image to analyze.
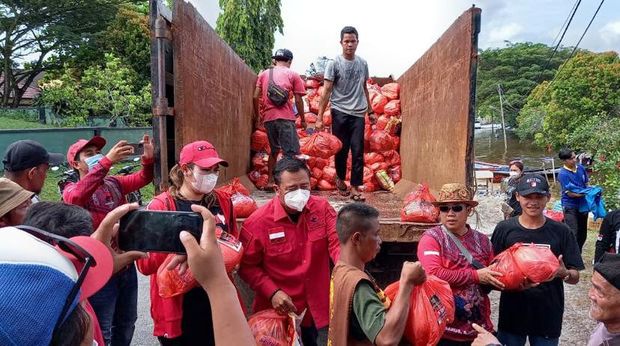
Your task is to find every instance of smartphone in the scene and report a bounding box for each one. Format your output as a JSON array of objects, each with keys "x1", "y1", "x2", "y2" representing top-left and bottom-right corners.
[
  {"x1": 118, "y1": 210, "x2": 203, "y2": 253},
  {"x1": 128, "y1": 143, "x2": 144, "y2": 156}
]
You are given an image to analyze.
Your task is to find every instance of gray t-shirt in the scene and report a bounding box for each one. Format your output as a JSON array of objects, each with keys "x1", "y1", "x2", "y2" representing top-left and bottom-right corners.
[
  {"x1": 588, "y1": 323, "x2": 620, "y2": 346},
  {"x1": 324, "y1": 55, "x2": 369, "y2": 117}
]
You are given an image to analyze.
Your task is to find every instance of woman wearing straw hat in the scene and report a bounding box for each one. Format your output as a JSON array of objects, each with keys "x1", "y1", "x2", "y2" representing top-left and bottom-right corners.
[{"x1": 417, "y1": 183, "x2": 504, "y2": 345}]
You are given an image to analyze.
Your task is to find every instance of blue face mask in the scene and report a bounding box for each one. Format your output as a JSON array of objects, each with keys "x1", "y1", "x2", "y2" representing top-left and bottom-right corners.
[{"x1": 85, "y1": 154, "x2": 104, "y2": 171}]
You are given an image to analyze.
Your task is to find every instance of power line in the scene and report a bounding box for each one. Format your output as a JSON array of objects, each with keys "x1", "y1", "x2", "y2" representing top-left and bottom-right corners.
[
  {"x1": 545, "y1": 0, "x2": 606, "y2": 91},
  {"x1": 551, "y1": 0, "x2": 580, "y2": 48},
  {"x1": 535, "y1": 0, "x2": 582, "y2": 83}
]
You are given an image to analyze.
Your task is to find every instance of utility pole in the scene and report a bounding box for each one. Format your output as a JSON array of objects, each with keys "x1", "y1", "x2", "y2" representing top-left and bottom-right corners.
[{"x1": 497, "y1": 84, "x2": 508, "y2": 152}]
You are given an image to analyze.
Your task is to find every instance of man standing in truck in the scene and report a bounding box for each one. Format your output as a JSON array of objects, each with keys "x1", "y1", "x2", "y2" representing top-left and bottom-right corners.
[
  {"x1": 254, "y1": 48, "x2": 306, "y2": 190},
  {"x1": 317, "y1": 26, "x2": 376, "y2": 202}
]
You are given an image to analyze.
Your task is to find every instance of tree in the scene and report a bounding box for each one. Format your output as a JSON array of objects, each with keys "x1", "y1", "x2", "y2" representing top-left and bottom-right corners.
[
  {"x1": 0, "y1": 0, "x2": 124, "y2": 107},
  {"x1": 216, "y1": 0, "x2": 283, "y2": 72},
  {"x1": 476, "y1": 42, "x2": 572, "y2": 125},
  {"x1": 39, "y1": 53, "x2": 151, "y2": 126},
  {"x1": 518, "y1": 51, "x2": 620, "y2": 207}
]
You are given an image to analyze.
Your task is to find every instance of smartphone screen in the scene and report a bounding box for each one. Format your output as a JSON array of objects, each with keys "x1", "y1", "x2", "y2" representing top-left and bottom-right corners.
[
  {"x1": 128, "y1": 143, "x2": 144, "y2": 156},
  {"x1": 118, "y1": 210, "x2": 203, "y2": 253}
]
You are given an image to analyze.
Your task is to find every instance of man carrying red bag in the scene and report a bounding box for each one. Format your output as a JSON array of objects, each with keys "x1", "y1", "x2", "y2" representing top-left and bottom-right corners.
[
  {"x1": 491, "y1": 174, "x2": 584, "y2": 346},
  {"x1": 328, "y1": 203, "x2": 426, "y2": 345}
]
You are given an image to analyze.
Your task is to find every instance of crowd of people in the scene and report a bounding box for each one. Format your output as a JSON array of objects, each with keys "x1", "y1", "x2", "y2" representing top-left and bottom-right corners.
[{"x1": 0, "y1": 25, "x2": 618, "y2": 346}]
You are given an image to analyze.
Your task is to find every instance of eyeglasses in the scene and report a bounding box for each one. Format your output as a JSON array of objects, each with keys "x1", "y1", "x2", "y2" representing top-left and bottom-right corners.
[
  {"x1": 438, "y1": 205, "x2": 465, "y2": 213},
  {"x1": 15, "y1": 225, "x2": 95, "y2": 332}
]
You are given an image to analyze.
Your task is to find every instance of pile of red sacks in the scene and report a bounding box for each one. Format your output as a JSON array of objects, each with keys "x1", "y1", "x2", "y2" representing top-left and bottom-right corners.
[{"x1": 249, "y1": 79, "x2": 403, "y2": 192}]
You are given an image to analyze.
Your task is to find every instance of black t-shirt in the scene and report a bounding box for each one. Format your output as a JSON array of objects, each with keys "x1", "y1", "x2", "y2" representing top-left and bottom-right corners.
[
  {"x1": 491, "y1": 217, "x2": 585, "y2": 338},
  {"x1": 595, "y1": 209, "x2": 620, "y2": 262},
  {"x1": 173, "y1": 197, "x2": 225, "y2": 345}
]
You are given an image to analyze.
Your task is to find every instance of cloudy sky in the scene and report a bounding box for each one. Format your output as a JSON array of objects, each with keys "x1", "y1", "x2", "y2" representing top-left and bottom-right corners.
[{"x1": 187, "y1": 0, "x2": 620, "y2": 78}]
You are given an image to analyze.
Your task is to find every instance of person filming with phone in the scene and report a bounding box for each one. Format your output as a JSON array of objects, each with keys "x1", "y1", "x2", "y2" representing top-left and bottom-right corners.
[
  {"x1": 63, "y1": 134, "x2": 154, "y2": 346},
  {"x1": 136, "y1": 140, "x2": 242, "y2": 346}
]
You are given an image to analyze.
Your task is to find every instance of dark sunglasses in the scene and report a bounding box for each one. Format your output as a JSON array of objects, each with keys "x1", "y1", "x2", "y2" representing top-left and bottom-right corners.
[
  {"x1": 438, "y1": 205, "x2": 465, "y2": 213},
  {"x1": 15, "y1": 225, "x2": 95, "y2": 332}
]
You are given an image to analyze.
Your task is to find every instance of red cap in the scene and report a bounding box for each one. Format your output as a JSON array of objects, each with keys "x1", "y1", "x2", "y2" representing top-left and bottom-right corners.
[
  {"x1": 179, "y1": 141, "x2": 228, "y2": 168},
  {"x1": 57, "y1": 236, "x2": 113, "y2": 300},
  {"x1": 67, "y1": 136, "x2": 106, "y2": 165}
]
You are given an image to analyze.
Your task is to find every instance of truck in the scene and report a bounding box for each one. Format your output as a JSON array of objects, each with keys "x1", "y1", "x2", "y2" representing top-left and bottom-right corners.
[{"x1": 148, "y1": 0, "x2": 481, "y2": 284}]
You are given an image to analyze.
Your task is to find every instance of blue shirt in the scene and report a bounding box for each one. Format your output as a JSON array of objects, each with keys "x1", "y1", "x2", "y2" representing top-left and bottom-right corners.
[{"x1": 558, "y1": 164, "x2": 589, "y2": 209}]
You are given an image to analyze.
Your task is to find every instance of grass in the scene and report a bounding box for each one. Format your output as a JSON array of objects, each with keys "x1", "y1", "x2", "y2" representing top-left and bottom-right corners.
[
  {"x1": 0, "y1": 116, "x2": 52, "y2": 129},
  {"x1": 41, "y1": 167, "x2": 156, "y2": 203}
]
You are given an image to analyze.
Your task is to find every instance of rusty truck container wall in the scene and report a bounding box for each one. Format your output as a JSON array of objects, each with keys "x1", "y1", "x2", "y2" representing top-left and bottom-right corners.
[{"x1": 398, "y1": 7, "x2": 480, "y2": 192}]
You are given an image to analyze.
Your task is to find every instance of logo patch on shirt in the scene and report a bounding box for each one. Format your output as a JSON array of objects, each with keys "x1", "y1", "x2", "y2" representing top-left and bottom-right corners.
[{"x1": 268, "y1": 227, "x2": 286, "y2": 244}]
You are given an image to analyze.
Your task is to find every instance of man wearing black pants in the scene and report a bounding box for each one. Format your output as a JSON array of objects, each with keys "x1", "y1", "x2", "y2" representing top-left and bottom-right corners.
[
  {"x1": 317, "y1": 26, "x2": 376, "y2": 201},
  {"x1": 557, "y1": 148, "x2": 589, "y2": 253}
]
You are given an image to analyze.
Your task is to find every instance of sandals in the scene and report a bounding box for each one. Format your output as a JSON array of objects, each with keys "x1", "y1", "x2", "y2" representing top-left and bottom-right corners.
[
  {"x1": 351, "y1": 193, "x2": 366, "y2": 202},
  {"x1": 335, "y1": 178, "x2": 350, "y2": 196}
]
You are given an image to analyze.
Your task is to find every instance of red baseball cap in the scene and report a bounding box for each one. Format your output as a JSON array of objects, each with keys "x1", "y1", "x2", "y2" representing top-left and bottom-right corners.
[
  {"x1": 179, "y1": 140, "x2": 228, "y2": 169},
  {"x1": 66, "y1": 136, "x2": 106, "y2": 164},
  {"x1": 58, "y1": 236, "x2": 114, "y2": 300}
]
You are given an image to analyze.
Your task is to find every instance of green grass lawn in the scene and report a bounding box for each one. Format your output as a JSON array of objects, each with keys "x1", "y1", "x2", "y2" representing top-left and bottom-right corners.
[
  {"x1": 0, "y1": 117, "x2": 52, "y2": 129},
  {"x1": 40, "y1": 167, "x2": 156, "y2": 203}
]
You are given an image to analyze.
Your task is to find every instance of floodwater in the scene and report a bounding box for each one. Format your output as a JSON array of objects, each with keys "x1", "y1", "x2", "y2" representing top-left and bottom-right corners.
[{"x1": 474, "y1": 128, "x2": 560, "y2": 169}]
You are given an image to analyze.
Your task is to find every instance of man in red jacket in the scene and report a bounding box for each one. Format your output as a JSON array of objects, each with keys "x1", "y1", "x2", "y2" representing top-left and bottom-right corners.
[
  {"x1": 239, "y1": 157, "x2": 340, "y2": 346},
  {"x1": 63, "y1": 134, "x2": 154, "y2": 346}
]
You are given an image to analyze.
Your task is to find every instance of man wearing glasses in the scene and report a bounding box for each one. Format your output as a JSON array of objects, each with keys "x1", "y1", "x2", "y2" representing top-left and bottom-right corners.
[{"x1": 558, "y1": 148, "x2": 590, "y2": 253}]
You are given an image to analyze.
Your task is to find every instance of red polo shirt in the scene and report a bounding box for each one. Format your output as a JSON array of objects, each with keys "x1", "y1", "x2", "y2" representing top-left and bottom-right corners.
[{"x1": 238, "y1": 195, "x2": 340, "y2": 328}]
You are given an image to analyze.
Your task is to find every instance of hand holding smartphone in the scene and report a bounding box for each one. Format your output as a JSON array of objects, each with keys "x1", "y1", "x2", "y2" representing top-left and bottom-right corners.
[
  {"x1": 127, "y1": 143, "x2": 144, "y2": 156},
  {"x1": 118, "y1": 210, "x2": 203, "y2": 254}
]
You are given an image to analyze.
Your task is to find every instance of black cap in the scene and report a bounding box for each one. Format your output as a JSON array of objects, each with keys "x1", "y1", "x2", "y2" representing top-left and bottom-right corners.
[
  {"x1": 272, "y1": 49, "x2": 293, "y2": 61},
  {"x1": 595, "y1": 253, "x2": 620, "y2": 291},
  {"x1": 3, "y1": 140, "x2": 64, "y2": 171},
  {"x1": 516, "y1": 174, "x2": 550, "y2": 196}
]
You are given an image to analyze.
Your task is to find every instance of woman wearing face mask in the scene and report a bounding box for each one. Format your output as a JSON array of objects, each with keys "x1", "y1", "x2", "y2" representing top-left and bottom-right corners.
[
  {"x1": 417, "y1": 183, "x2": 504, "y2": 346},
  {"x1": 136, "y1": 140, "x2": 241, "y2": 346},
  {"x1": 504, "y1": 161, "x2": 524, "y2": 218}
]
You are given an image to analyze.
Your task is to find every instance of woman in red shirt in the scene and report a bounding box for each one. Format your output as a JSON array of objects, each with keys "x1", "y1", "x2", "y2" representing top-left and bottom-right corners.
[
  {"x1": 136, "y1": 141, "x2": 241, "y2": 346},
  {"x1": 417, "y1": 183, "x2": 504, "y2": 346}
]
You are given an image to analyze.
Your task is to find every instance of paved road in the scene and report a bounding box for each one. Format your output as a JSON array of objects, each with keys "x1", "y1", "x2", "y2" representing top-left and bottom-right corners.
[{"x1": 133, "y1": 273, "x2": 158, "y2": 345}]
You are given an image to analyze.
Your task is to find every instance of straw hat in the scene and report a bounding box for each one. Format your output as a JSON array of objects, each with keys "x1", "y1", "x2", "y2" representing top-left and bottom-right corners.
[{"x1": 432, "y1": 183, "x2": 478, "y2": 207}]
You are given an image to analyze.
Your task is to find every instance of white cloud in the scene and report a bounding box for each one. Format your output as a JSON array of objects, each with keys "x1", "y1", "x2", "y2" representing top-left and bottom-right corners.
[
  {"x1": 485, "y1": 23, "x2": 524, "y2": 47},
  {"x1": 599, "y1": 21, "x2": 620, "y2": 46}
]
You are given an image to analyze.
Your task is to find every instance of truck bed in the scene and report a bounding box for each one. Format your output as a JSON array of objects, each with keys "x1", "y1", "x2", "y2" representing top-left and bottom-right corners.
[{"x1": 242, "y1": 190, "x2": 438, "y2": 243}]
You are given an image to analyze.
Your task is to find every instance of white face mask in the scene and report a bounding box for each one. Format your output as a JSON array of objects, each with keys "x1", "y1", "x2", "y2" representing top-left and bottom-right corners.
[
  {"x1": 284, "y1": 189, "x2": 310, "y2": 212},
  {"x1": 192, "y1": 171, "x2": 218, "y2": 194},
  {"x1": 85, "y1": 154, "x2": 104, "y2": 171},
  {"x1": 509, "y1": 171, "x2": 519, "y2": 177}
]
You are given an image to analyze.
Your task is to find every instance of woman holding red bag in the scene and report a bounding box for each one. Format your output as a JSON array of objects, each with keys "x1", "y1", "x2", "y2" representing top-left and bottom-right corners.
[
  {"x1": 417, "y1": 183, "x2": 504, "y2": 346},
  {"x1": 136, "y1": 140, "x2": 242, "y2": 346}
]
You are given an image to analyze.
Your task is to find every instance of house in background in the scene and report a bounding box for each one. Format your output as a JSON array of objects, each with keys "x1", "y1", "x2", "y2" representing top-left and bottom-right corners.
[{"x1": 0, "y1": 71, "x2": 45, "y2": 107}]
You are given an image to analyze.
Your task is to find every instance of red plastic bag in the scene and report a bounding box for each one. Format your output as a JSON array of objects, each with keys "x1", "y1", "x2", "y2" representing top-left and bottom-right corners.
[
  {"x1": 311, "y1": 167, "x2": 323, "y2": 180},
  {"x1": 251, "y1": 130, "x2": 270, "y2": 152},
  {"x1": 248, "y1": 170, "x2": 269, "y2": 190},
  {"x1": 381, "y1": 83, "x2": 400, "y2": 100},
  {"x1": 384, "y1": 99, "x2": 401, "y2": 116},
  {"x1": 218, "y1": 177, "x2": 251, "y2": 197},
  {"x1": 364, "y1": 152, "x2": 385, "y2": 166},
  {"x1": 251, "y1": 152, "x2": 269, "y2": 170},
  {"x1": 248, "y1": 309, "x2": 303, "y2": 346},
  {"x1": 383, "y1": 150, "x2": 401, "y2": 166},
  {"x1": 157, "y1": 254, "x2": 198, "y2": 298},
  {"x1": 400, "y1": 184, "x2": 439, "y2": 223},
  {"x1": 318, "y1": 179, "x2": 335, "y2": 191},
  {"x1": 389, "y1": 165, "x2": 402, "y2": 183},
  {"x1": 384, "y1": 275, "x2": 455, "y2": 346},
  {"x1": 543, "y1": 209, "x2": 564, "y2": 222},
  {"x1": 369, "y1": 130, "x2": 395, "y2": 152},
  {"x1": 231, "y1": 192, "x2": 258, "y2": 218},
  {"x1": 375, "y1": 114, "x2": 390, "y2": 130},
  {"x1": 490, "y1": 245, "x2": 525, "y2": 290},
  {"x1": 371, "y1": 94, "x2": 388, "y2": 114},
  {"x1": 322, "y1": 109, "x2": 332, "y2": 126},
  {"x1": 301, "y1": 132, "x2": 343, "y2": 159},
  {"x1": 514, "y1": 244, "x2": 559, "y2": 283},
  {"x1": 216, "y1": 228, "x2": 244, "y2": 273},
  {"x1": 322, "y1": 166, "x2": 337, "y2": 184},
  {"x1": 305, "y1": 79, "x2": 320, "y2": 89}
]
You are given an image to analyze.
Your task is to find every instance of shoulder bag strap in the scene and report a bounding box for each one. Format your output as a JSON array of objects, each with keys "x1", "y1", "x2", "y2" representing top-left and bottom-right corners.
[{"x1": 441, "y1": 225, "x2": 485, "y2": 269}]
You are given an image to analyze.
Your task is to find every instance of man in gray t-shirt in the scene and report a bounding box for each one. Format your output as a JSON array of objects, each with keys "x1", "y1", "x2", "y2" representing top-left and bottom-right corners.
[{"x1": 317, "y1": 26, "x2": 376, "y2": 201}]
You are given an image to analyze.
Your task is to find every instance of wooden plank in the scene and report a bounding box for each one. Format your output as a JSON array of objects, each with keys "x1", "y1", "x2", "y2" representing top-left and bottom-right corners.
[
  {"x1": 172, "y1": 0, "x2": 255, "y2": 183},
  {"x1": 398, "y1": 7, "x2": 481, "y2": 192}
]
